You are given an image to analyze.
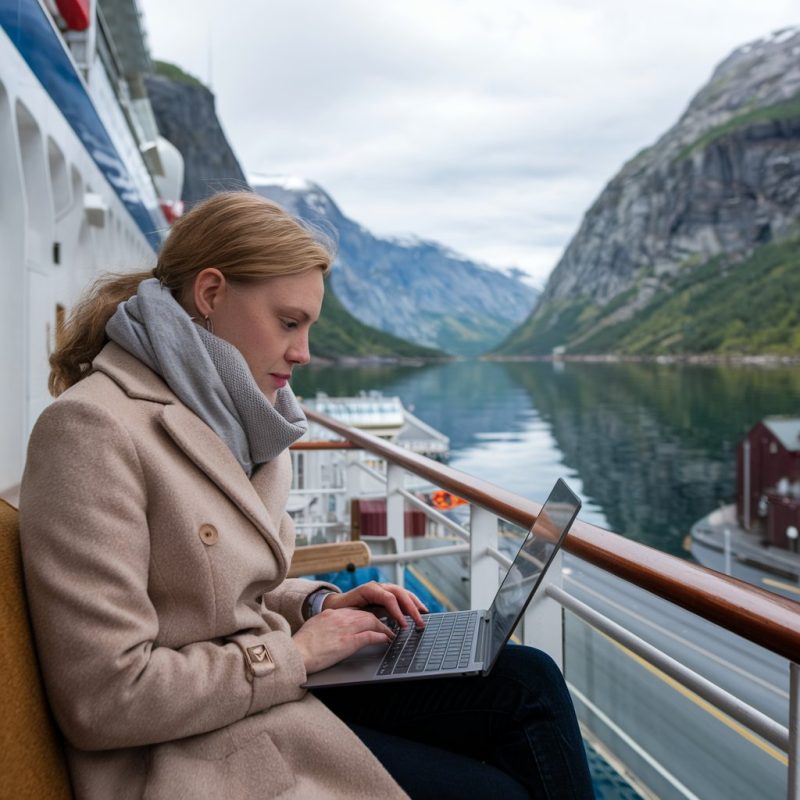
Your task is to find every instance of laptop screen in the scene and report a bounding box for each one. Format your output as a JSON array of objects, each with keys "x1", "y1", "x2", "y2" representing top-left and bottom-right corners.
[{"x1": 485, "y1": 478, "x2": 581, "y2": 671}]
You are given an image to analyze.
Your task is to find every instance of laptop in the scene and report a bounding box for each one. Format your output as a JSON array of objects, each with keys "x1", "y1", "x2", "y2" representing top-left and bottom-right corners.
[{"x1": 303, "y1": 478, "x2": 580, "y2": 688}]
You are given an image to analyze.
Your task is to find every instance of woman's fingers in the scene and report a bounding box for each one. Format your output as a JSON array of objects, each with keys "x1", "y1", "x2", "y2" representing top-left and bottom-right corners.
[
  {"x1": 333, "y1": 581, "x2": 429, "y2": 629},
  {"x1": 373, "y1": 583, "x2": 428, "y2": 629},
  {"x1": 293, "y1": 608, "x2": 396, "y2": 674},
  {"x1": 396, "y1": 588, "x2": 428, "y2": 628},
  {"x1": 355, "y1": 629, "x2": 395, "y2": 648},
  {"x1": 361, "y1": 610, "x2": 396, "y2": 639},
  {"x1": 378, "y1": 583, "x2": 428, "y2": 612},
  {"x1": 360, "y1": 583, "x2": 410, "y2": 628}
]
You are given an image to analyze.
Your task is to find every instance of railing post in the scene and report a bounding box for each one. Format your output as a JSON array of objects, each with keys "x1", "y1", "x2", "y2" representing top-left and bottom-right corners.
[
  {"x1": 329, "y1": 450, "x2": 344, "y2": 539},
  {"x1": 789, "y1": 661, "x2": 799, "y2": 800},
  {"x1": 345, "y1": 451, "x2": 362, "y2": 502},
  {"x1": 386, "y1": 463, "x2": 405, "y2": 587},
  {"x1": 470, "y1": 506, "x2": 498, "y2": 609},
  {"x1": 343, "y1": 451, "x2": 361, "y2": 543},
  {"x1": 523, "y1": 549, "x2": 564, "y2": 669}
]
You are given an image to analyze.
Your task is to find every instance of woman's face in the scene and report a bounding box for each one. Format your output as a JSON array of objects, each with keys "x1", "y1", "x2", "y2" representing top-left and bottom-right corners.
[{"x1": 193, "y1": 268, "x2": 324, "y2": 403}]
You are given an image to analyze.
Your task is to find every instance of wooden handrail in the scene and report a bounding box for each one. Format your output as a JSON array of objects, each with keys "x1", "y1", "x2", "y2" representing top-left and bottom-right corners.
[
  {"x1": 303, "y1": 407, "x2": 800, "y2": 663},
  {"x1": 287, "y1": 541, "x2": 370, "y2": 578},
  {"x1": 290, "y1": 440, "x2": 361, "y2": 451}
]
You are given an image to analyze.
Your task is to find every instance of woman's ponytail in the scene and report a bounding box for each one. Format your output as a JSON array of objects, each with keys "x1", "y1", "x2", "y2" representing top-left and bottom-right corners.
[{"x1": 48, "y1": 270, "x2": 153, "y2": 396}]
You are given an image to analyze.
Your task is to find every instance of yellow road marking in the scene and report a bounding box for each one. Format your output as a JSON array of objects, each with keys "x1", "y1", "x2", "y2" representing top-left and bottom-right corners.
[
  {"x1": 407, "y1": 565, "x2": 458, "y2": 611},
  {"x1": 600, "y1": 632, "x2": 788, "y2": 766},
  {"x1": 762, "y1": 577, "x2": 800, "y2": 596}
]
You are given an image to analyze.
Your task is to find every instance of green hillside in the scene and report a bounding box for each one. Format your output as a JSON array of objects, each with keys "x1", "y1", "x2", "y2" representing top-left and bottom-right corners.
[
  {"x1": 676, "y1": 93, "x2": 800, "y2": 161},
  {"x1": 497, "y1": 236, "x2": 800, "y2": 356},
  {"x1": 425, "y1": 311, "x2": 519, "y2": 356},
  {"x1": 311, "y1": 287, "x2": 446, "y2": 360},
  {"x1": 153, "y1": 60, "x2": 206, "y2": 88}
]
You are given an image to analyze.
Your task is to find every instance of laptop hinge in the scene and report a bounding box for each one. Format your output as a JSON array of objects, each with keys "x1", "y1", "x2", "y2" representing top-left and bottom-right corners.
[{"x1": 477, "y1": 612, "x2": 491, "y2": 667}]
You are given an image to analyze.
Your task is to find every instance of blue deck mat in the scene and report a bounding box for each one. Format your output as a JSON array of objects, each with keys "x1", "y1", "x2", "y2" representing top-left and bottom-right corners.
[
  {"x1": 585, "y1": 740, "x2": 645, "y2": 799},
  {"x1": 311, "y1": 566, "x2": 445, "y2": 613}
]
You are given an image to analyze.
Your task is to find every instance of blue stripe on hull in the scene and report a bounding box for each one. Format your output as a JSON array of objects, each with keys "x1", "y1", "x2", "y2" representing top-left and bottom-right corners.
[{"x1": 0, "y1": 0, "x2": 163, "y2": 251}]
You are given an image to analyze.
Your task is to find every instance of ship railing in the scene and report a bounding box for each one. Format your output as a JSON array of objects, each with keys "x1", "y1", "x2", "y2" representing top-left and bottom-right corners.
[{"x1": 293, "y1": 407, "x2": 800, "y2": 800}]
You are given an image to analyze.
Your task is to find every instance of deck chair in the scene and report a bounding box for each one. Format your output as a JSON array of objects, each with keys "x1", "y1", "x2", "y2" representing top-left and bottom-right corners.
[{"x1": 0, "y1": 498, "x2": 72, "y2": 798}]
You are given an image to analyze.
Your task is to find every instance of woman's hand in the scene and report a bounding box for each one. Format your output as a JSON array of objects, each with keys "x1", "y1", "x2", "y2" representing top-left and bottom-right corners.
[
  {"x1": 293, "y1": 608, "x2": 396, "y2": 674},
  {"x1": 323, "y1": 581, "x2": 428, "y2": 630}
]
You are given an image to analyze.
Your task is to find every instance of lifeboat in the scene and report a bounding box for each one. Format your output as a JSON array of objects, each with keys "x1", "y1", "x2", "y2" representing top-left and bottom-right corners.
[{"x1": 53, "y1": 0, "x2": 90, "y2": 31}]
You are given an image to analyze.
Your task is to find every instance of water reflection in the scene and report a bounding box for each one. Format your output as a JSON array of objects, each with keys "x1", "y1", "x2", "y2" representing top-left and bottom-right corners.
[
  {"x1": 294, "y1": 360, "x2": 534, "y2": 452},
  {"x1": 500, "y1": 361, "x2": 800, "y2": 556},
  {"x1": 292, "y1": 358, "x2": 800, "y2": 558}
]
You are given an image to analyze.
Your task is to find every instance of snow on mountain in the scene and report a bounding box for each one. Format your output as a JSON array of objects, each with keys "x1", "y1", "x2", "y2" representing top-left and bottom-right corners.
[{"x1": 252, "y1": 179, "x2": 538, "y2": 355}]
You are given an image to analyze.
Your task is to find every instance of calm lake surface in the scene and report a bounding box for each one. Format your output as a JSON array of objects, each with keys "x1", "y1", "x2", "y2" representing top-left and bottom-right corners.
[{"x1": 292, "y1": 359, "x2": 800, "y2": 559}]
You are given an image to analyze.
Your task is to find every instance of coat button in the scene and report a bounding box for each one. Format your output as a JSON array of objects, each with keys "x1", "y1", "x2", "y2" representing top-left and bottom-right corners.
[{"x1": 198, "y1": 524, "x2": 219, "y2": 545}]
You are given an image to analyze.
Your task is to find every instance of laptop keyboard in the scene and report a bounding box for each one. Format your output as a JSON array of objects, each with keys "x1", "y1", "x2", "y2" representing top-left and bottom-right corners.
[{"x1": 377, "y1": 610, "x2": 480, "y2": 675}]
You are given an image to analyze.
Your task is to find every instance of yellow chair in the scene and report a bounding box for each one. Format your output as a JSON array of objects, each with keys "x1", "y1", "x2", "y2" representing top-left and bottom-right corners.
[{"x1": 0, "y1": 498, "x2": 72, "y2": 798}]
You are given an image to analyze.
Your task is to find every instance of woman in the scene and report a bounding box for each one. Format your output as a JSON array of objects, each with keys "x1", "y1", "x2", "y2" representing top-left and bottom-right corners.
[{"x1": 20, "y1": 191, "x2": 593, "y2": 799}]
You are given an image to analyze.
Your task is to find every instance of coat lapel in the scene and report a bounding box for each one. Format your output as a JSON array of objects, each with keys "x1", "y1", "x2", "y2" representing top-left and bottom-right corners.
[
  {"x1": 93, "y1": 343, "x2": 291, "y2": 574},
  {"x1": 159, "y1": 405, "x2": 290, "y2": 575}
]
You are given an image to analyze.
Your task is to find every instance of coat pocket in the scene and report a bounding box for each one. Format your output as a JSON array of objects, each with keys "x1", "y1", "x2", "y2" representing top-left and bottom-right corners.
[{"x1": 145, "y1": 727, "x2": 296, "y2": 800}]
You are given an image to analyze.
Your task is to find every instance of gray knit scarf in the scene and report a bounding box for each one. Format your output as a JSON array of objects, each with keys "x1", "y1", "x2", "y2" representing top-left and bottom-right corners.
[{"x1": 106, "y1": 278, "x2": 307, "y2": 475}]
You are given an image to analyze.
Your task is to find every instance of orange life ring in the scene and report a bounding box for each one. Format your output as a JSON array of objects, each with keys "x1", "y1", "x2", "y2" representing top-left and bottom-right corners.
[{"x1": 431, "y1": 490, "x2": 467, "y2": 510}]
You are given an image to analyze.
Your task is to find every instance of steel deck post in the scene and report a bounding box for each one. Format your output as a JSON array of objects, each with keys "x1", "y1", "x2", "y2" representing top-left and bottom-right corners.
[
  {"x1": 469, "y1": 505, "x2": 498, "y2": 610},
  {"x1": 386, "y1": 463, "x2": 405, "y2": 587},
  {"x1": 524, "y1": 549, "x2": 564, "y2": 668}
]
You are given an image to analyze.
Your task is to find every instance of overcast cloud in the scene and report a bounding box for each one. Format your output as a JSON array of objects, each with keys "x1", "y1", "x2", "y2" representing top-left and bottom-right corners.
[{"x1": 138, "y1": 1, "x2": 798, "y2": 286}]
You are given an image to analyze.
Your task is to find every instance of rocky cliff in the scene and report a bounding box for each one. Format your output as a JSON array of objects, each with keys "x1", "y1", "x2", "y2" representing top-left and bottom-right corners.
[
  {"x1": 252, "y1": 178, "x2": 538, "y2": 356},
  {"x1": 498, "y1": 27, "x2": 800, "y2": 356},
  {"x1": 145, "y1": 64, "x2": 248, "y2": 205}
]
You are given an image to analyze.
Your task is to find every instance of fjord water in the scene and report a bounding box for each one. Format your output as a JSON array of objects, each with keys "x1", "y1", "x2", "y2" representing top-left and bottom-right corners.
[{"x1": 294, "y1": 359, "x2": 800, "y2": 558}]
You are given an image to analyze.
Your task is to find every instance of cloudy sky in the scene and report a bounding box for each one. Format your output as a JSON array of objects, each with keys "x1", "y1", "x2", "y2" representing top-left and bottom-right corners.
[{"x1": 139, "y1": 1, "x2": 797, "y2": 286}]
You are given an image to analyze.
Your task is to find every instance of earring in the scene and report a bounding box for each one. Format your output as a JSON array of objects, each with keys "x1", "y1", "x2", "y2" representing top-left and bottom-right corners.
[{"x1": 204, "y1": 315, "x2": 214, "y2": 334}]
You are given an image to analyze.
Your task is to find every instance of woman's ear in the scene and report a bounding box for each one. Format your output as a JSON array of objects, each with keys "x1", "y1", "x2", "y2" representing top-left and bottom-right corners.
[{"x1": 193, "y1": 268, "x2": 226, "y2": 318}]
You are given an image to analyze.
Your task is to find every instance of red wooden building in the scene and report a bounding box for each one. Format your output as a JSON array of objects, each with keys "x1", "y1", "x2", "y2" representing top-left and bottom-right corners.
[{"x1": 737, "y1": 417, "x2": 800, "y2": 550}]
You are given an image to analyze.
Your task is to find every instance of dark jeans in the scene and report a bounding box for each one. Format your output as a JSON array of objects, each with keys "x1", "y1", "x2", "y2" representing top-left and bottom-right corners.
[{"x1": 313, "y1": 645, "x2": 594, "y2": 800}]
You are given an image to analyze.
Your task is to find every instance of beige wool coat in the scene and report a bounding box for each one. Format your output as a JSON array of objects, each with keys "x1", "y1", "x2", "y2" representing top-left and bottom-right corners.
[{"x1": 19, "y1": 343, "x2": 408, "y2": 800}]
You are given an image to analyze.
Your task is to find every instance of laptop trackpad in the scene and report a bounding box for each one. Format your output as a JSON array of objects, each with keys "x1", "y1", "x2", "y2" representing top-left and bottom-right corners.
[
  {"x1": 345, "y1": 642, "x2": 388, "y2": 660},
  {"x1": 303, "y1": 647, "x2": 388, "y2": 688}
]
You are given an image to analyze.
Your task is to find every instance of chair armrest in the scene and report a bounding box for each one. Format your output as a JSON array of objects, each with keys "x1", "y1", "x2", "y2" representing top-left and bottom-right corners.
[{"x1": 287, "y1": 541, "x2": 370, "y2": 578}]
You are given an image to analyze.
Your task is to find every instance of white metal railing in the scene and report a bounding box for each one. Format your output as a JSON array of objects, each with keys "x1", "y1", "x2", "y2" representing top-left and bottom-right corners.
[
  {"x1": 370, "y1": 543, "x2": 470, "y2": 565},
  {"x1": 288, "y1": 438, "x2": 800, "y2": 799},
  {"x1": 397, "y1": 487, "x2": 470, "y2": 540},
  {"x1": 290, "y1": 488, "x2": 347, "y2": 496},
  {"x1": 547, "y1": 584, "x2": 789, "y2": 751}
]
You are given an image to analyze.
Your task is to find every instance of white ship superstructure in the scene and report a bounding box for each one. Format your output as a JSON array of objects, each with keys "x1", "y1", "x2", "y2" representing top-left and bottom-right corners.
[{"x1": 0, "y1": 0, "x2": 182, "y2": 494}]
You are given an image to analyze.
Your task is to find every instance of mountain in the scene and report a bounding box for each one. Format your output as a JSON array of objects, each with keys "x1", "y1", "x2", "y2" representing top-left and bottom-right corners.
[
  {"x1": 145, "y1": 63, "x2": 443, "y2": 361},
  {"x1": 251, "y1": 177, "x2": 538, "y2": 356},
  {"x1": 497, "y1": 27, "x2": 800, "y2": 357},
  {"x1": 311, "y1": 289, "x2": 444, "y2": 361},
  {"x1": 146, "y1": 63, "x2": 249, "y2": 205}
]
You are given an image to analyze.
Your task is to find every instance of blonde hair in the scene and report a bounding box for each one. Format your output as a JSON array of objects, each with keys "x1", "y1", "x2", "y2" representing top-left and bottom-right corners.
[{"x1": 49, "y1": 191, "x2": 334, "y2": 396}]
